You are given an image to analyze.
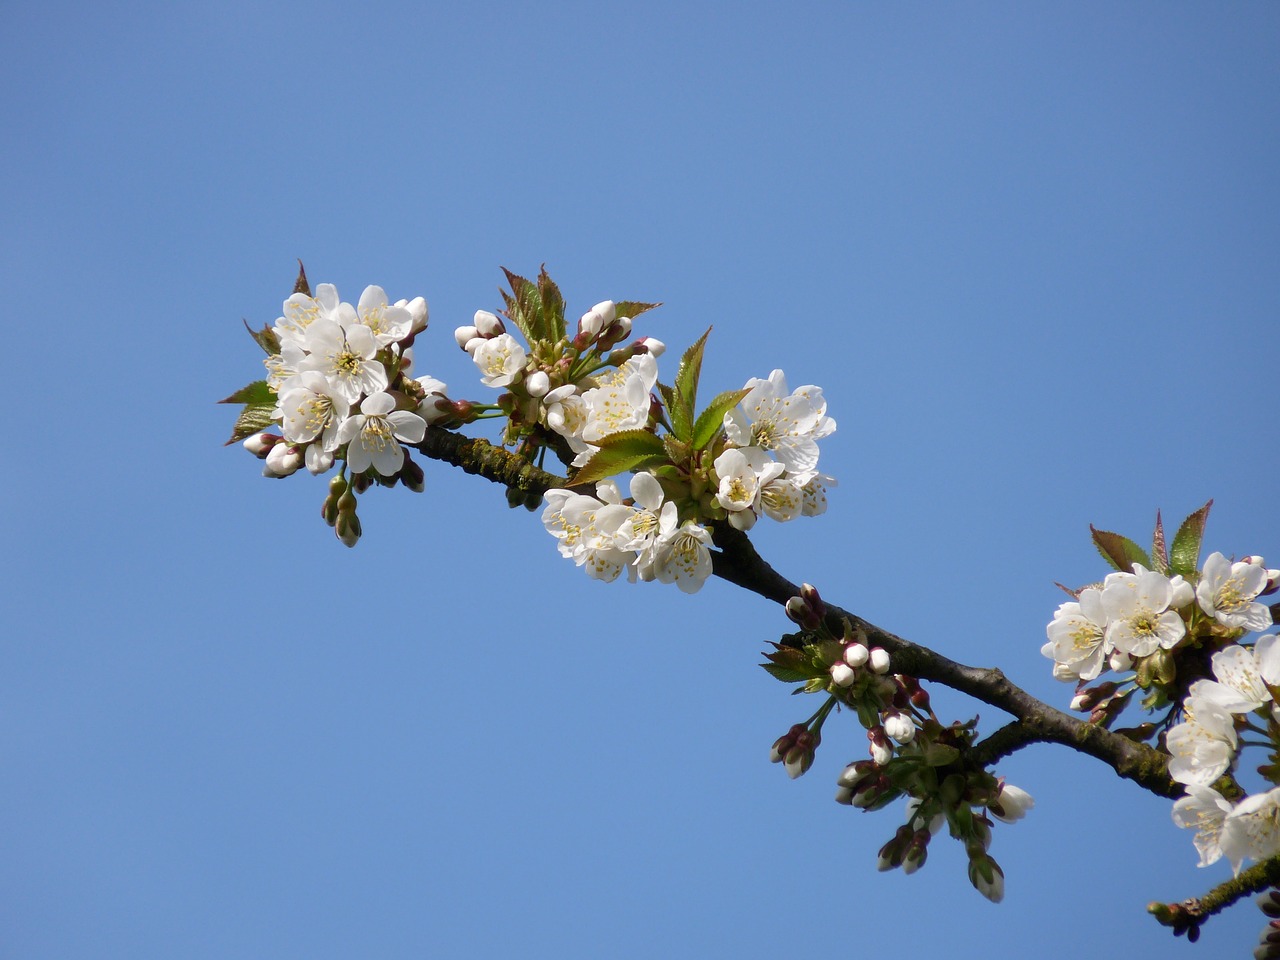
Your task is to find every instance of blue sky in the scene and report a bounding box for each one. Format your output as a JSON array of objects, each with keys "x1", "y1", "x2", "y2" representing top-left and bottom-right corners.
[{"x1": 3, "y1": 2, "x2": 1279, "y2": 957}]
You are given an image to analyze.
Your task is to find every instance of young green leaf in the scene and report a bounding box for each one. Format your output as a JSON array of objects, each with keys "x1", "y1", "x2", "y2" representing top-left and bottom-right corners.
[
  {"x1": 535, "y1": 265, "x2": 567, "y2": 343},
  {"x1": 612, "y1": 300, "x2": 662, "y2": 323},
  {"x1": 292, "y1": 260, "x2": 311, "y2": 297},
  {"x1": 674, "y1": 328, "x2": 711, "y2": 417},
  {"x1": 1170, "y1": 499, "x2": 1213, "y2": 576},
  {"x1": 225, "y1": 403, "x2": 277, "y2": 445},
  {"x1": 1090, "y1": 525, "x2": 1152, "y2": 573},
  {"x1": 218, "y1": 380, "x2": 275, "y2": 406},
  {"x1": 658, "y1": 381, "x2": 691, "y2": 443},
  {"x1": 1151, "y1": 510, "x2": 1169, "y2": 574},
  {"x1": 569, "y1": 430, "x2": 668, "y2": 487},
  {"x1": 243, "y1": 319, "x2": 281, "y2": 356},
  {"x1": 691, "y1": 387, "x2": 752, "y2": 451},
  {"x1": 499, "y1": 267, "x2": 540, "y2": 343}
]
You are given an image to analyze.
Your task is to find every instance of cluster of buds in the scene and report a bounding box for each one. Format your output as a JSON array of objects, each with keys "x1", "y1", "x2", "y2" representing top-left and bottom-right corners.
[
  {"x1": 764, "y1": 583, "x2": 1033, "y2": 901},
  {"x1": 1254, "y1": 889, "x2": 1280, "y2": 958},
  {"x1": 769, "y1": 723, "x2": 821, "y2": 780}
]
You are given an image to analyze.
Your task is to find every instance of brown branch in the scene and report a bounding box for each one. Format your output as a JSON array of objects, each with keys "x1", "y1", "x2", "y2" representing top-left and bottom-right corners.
[{"x1": 409, "y1": 427, "x2": 1179, "y2": 799}]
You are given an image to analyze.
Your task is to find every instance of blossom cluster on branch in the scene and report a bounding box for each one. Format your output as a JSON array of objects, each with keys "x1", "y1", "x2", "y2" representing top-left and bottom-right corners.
[{"x1": 221, "y1": 264, "x2": 1280, "y2": 953}]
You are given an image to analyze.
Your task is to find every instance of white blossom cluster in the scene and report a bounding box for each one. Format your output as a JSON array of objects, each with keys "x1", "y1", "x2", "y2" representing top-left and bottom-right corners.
[
  {"x1": 541, "y1": 473, "x2": 715, "y2": 592},
  {"x1": 247, "y1": 283, "x2": 450, "y2": 480},
  {"x1": 1043, "y1": 549, "x2": 1280, "y2": 876},
  {"x1": 1042, "y1": 553, "x2": 1274, "y2": 683},
  {"x1": 1170, "y1": 636, "x2": 1280, "y2": 875}
]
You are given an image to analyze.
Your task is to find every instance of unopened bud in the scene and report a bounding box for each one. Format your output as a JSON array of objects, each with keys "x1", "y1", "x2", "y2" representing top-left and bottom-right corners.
[
  {"x1": 578, "y1": 300, "x2": 615, "y2": 339},
  {"x1": 242, "y1": 432, "x2": 281, "y2": 458},
  {"x1": 1263, "y1": 573, "x2": 1280, "y2": 597},
  {"x1": 637, "y1": 336, "x2": 665, "y2": 357},
  {"x1": 770, "y1": 723, "x2": 807, "y2": 763},
  {"x1": 830, "y1": 662, "x2": 856, "y2": 687},
  {"x1": 883, "y1": 712, "x2": 916, "y2": 744},
  {"x1": 399, "y1": 456, "x2": 425, "y2": 493},
  {"x1": 785, "y1": 596, "x2": 819, "y2": 630},
  {"x1": 525, "y1": 370, "x2": 551, "y2": 398},
  {"x1": 400, "y1": 296, "x2": 429, "y2": 333},
  {"x1": 800, "y1": 583, "x2": 825, "y2": 618},
  {"x1": 1071, "y1": 681, "x2": 1118, "y2": 712},
  {"x1": 263, "y1": 442, "x2": 303, "y2": 477},
  {"x1": 473, "y1": 309, "x2": 504, "y2": 336},
  {"x1": 868, "y1": 726, "x2": 894, "y2": 765},
  {"x1": 454, "y1": 324, "x2": 479, "y2": 349},
  {"x1": 844, "y1": 643, "x2": 869, "y2": 668},
  {"x1": 869, "y1": 647, "x2": 891, "y2": 674},
  {"x1": 335, "y1": 510, "x2": 361, "y2": 548},
  {"x1": 1257, "y1": 890, "x2": 1280, "y2": 918}
]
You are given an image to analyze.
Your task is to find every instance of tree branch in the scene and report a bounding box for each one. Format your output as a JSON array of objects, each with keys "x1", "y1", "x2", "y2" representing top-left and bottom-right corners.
[{"x1": 409, "y1": 427, "x2": 1179, "y2": 799}]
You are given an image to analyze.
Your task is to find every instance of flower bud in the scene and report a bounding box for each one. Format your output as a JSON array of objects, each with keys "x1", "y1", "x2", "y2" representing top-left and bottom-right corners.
[
  {"x1": 305, "y1": 446, "x2": 334, "y2": 475},
  {"x1": 770, "y1": 723, "x2": 807, "y2": 763},
  {"x1": 883, "y1": 712, "x2": 916, "y2": 744},
  {"x1": 525, "y1": 370, "x2": 551, "y2": 398},
  {"x1": 1071, "y1": 680, "x2": 1118, "y2": 712},
  {"x1": 473, "y1": 309, "x2": 504, "y2": 336},
  {"x1": 869, "y1": 647, "x2": 891, "y2": 674},
  {"x1": 1263, "y1": 571, "x2": 1280, "y2": 597},
  {"x1": 800, "y1": 583, "x2": 826, "y2": 618},
  {"x1": 263, "y1": 442, "x2": 303, "y2": 477},
  {"x1": 968, "y1": 855, "x2": 1004, "y2": 903},
  {"x1": 868, "y1": 726, "x2": 894, "y2": 764},
  {"x1": 454, "y1": 325, "x2": 479, "y2": 349},
  {"x1": 830, "y1": 662, "x2": 856, "y2": 687},
  {"x1": 637, "y1": 336, "x2": 665, "y2": 357},
  {"x1": 400, "y1": 296, "x2": 429, "y2": 333},
  {"x1": 242, "y1": 432, "x2": 281, "y2": 458},
  {"x1": 728, "y1": 509, "x2": 757, "y2": 532},
  {"x1": 577, "y1": 300, "x2": 615, "y2": 338},
  {"x1": 399, "y1": 456, "x2": 425, "y2": 493},
  {"x1": 783, "y1": 730, "x2": 819, "y2": 779},
  {"x1": 843, "y1": 643, "x2": 869, "y2": 668},
  {"x1": 1257, "y1": 890, "x2": 1280, "y2": 918},
  {"x1": 989, "y1": 783, "x2": 1034, "y2": 823},
  {"x1": 785, "y1": 596, "x2": 819, "y2": 630}
]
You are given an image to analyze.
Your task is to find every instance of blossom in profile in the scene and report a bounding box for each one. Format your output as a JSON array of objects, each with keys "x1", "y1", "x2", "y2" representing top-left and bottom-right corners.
[
  {"x1": 1172, "y1": 784, "x2": 1233, "y2": 867},
  {"x1": 1220, "y1": 786, "x2": 1280, "y2": 876},
  {"x1": 654, "y1": 520, "x2": 714, "y2": 593}
]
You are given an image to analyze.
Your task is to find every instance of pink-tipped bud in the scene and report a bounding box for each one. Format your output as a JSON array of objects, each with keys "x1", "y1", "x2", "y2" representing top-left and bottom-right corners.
[
  {"x1": 868, "y1": 726, "x2": 894, "y2": 764},
  {"x1": 454, "y1": 324, "x2": 479, "y2": 349},
  {"x1": 637, "y1": 336, "x2": 665, "y2": 357},
  {"x1": 263, "y1": 442, "x2": 303, "y2": 477},
  {"x1": 800, "y1": 583, "x2": 825, "y2": 618},
  {"x1": 830, "y1": 663, "x2": 856, "y2": 687},
  {"x1": 473, "y1": 309, "x2": 504, "y2": 336},
  {"x1": 844, "y1": 643, "x2": 869, "y2": 668},
  {"x1": 242, "y1": 432, "x2": 281, "y2": 458},
  {"x1": 578, "y1": 300, "x2": 616, "y2": 339}
]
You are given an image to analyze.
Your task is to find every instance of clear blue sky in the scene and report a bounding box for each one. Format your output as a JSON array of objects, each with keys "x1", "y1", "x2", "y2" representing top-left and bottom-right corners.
[{"x1": 3, "y1": 2, "x2": 1278, "y2": 957}]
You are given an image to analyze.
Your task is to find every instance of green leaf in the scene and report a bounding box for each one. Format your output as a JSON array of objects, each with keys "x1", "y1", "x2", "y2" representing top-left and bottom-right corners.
[
  {"x1": 760, "y1": 662, "x2": 812, "y2": 683},
  {"x1": 657, "y1": 381, "x2": 690, "y2": 442},
  {"x1": 224, "y1": 403, "x2": 277, "y2": 445},
  {"x1": 499, "y1": 265, "x2": 566, "y2": 345},
  {"x1": 922, "y1": 742, "x2": 961, "y2": 767},
  {"x1": 674, "y1": 328, "x2": 711, "y2": 420},
  {"x1": 218, "y1": 380, "x2": 275, "y2": 406},
  {"x1": 292, "y1": 260, "x2": 311, "y2": 296},
  {"x1": 535, "y1": 265, "x2": 567, "y2": 342},
  {"x1": 1151, "y1": 510, "x2": 1169, "y2": 574},
  {"x1": 612, "y1": 300, "x2": 662, "y2": 323},
  {"x1": 1170, "y1": 499, "x2": 1213, "y2": 576},
  {"x1": 244, "y1": 318, "x2": 281, "y2": 356},
  {"x1": 570, "y1": 430, "x2": 668, "y2": 486},
  {"x1": 759, "y1": 646, "x2": 818, "y2": 684},
  {"x1": 662, "y1": 435, "x2": 690, "y2": 468},
  {"x1": 1090, "y1": 525, "x2": 1152, "y2": 573},
  {"x1": 691, "y1": 387, "x2": 751, "y2": 451}
]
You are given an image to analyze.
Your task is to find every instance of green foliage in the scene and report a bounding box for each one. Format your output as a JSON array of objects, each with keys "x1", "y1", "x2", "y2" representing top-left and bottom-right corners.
[
  {"x1": 499, "y1": 265, "x2": 567, "y2": 345},
  {"x1": 1090, "y1": 525, "x2": 1152, "y2": 573},
  {"x1": 571, "y1": 430, "x2": 668, "y2": 487},
  {"x1": 691, "y1": 387, "x2": 751, "y2": 451},
  {"x1": 1170, "y1": 499, "x2": 1213, "y2": 577},
  {"x1": 225, "y1": 403, "x2": 276, "y2": 445}
]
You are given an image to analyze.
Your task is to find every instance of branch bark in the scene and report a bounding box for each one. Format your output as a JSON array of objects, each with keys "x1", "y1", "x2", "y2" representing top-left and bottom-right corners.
[{"x1": 408, "y1": 426, "x2": 1179, "y2": 799}]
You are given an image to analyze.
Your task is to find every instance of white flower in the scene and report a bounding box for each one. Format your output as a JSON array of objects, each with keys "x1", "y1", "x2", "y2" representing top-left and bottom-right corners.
[
  {"x1": 1197, "y1": 552, "x2": 1273, "y2": 632},
  {"x1": 1172, "y1": 784, "x2": 1233, "y2": 867},
  {"x1": 578, "y1": 355, "x2": 658, "y2": 446},
  {"x1": 653, "y1": 520, "x2": 714, "y2": 594},
  {"x1": 612, "y1": 473, "x2": 678, "y2": 579},
  {"x1": 473, "y1": 333, "x2": 527, "y2": 388},
  {"x1": 723, "y1": 369, "x2": 836, "y2": 480},
  {"x1": 394, "y1": 296, "x2": 429, "y2": 334},
  {"x1": 336, "y1": 392, "x2": 426, "y2": 476},
  {"x1": 279, "y1": 371, "x2": 349, "y2": 452},
  {"x1": 275, "y1": 283, "x2": 341, "y2": 342},
  {"x1": 298, "y1": 318, "x2": 388, "y2": 404},
  {"x1": 801, "y1": 473, "x2": 835, "y2": 517},
  {"x1": 1166, "y1": 696, "x2": 1239, "y2": 785},
  {"x1": 540, "y1": 489, "x2": 634, "y2": 581},
  {"x1": 713, "y1": 447, "x2": 785, "y2": 526},
  {"x1": 349, "y1": 285, "x2": 412, "y2": 347},
  {"x1": 1101, "y1": 566, "x2": 1188, "y2": 658},
  {"x1": 1221, "y1": 786, "x2": 1280, "y2": 875},
  {"x1": 1044, "y1": 587, "x2": 1111, "y2": 681},
  {"x1": 1191, "y1": 637, "x2": 1280, "y2": 715},
  {"x1": 990, "y1": 783, "x2": 1035, "y2": 823}
]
